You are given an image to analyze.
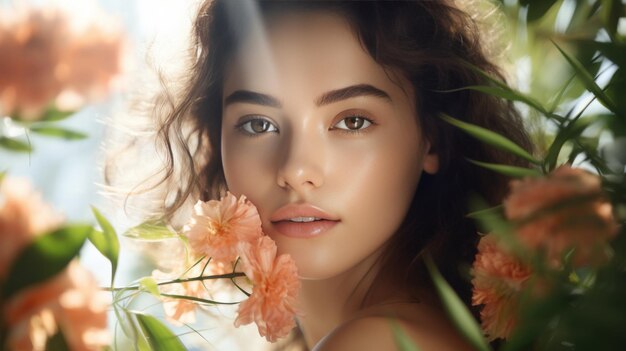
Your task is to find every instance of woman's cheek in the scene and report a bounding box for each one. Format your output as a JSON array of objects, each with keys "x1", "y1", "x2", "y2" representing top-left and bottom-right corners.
[{"x1": 222, "y1": 137, "x2": 277, "y2": 202}]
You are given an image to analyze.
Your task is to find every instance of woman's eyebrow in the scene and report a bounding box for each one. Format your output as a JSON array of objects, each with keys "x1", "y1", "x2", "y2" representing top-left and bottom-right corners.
[
  {"x1": 224, "y1": 90, "x2": 282, "y2": 108},
  {"x1": 315, "y1": 84, "x2": 391, "y2": 106},
  {"x1": 223, "y1": 84, "x2": 391, "y2": 109}
]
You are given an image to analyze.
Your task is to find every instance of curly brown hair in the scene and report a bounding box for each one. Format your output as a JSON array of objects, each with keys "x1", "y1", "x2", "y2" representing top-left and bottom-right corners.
[{"x1": 107, "y1": 0, "x2": 532, "y2": 348}]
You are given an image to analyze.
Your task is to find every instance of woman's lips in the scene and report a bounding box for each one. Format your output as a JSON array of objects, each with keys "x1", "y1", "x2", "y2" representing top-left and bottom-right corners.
[
  {"x1": 270, "y1": 204, "x2": 340, "y2": 238},
  {"x1": 272, "y1": 219, "x2": 339, "y2": 238}
]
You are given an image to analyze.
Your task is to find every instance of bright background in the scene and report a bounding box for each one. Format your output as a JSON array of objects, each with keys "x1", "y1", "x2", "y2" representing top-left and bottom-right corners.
[
  {"x1": 0, "y1": 0, "x2": 272, "y2": 349},
  {"x1": 2, "y1": 0, "x2": 624, "y2": 349}
]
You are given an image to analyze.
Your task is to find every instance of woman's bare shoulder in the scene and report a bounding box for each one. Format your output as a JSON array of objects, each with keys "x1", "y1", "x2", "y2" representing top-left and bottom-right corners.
[{"x1": 314, "y1": 303, "x2": 475, "y2": 351}]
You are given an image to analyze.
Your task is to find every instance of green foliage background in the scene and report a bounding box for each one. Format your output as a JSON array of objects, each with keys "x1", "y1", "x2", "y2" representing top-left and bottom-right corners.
[
  {"x1": 419, "y1": 1, "x2": 626, "y2": 351},
  {"x1": 2, "y1": 1, "x2": 625, "y2": 350}
]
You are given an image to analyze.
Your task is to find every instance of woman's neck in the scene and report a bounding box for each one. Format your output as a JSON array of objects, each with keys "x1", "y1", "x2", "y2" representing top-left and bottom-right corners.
[{"x1": 295, "y1": 248, "x2": 411, "y2": 349}]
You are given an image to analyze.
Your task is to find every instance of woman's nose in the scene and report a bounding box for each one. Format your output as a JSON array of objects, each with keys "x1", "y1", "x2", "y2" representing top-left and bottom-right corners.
[{"x1": 276, "y1": 131, "x2": 325, "y2": 192}]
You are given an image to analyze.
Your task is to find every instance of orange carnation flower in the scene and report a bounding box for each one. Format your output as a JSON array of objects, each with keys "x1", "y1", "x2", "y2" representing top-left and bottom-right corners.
[
  {"x1": 234, "y1": 236, "x2": 300, "y2": 342},
  {"x1": 0, "y1": 8, "x2": 67, "y2": 119},
  {"x1": 0, "y1": 177, "x2": 63, "y2": 278},
  {"x1": 4, "y1": 261, "x2": 110, "y2": 351},
  {"x1": 471, "y1": 234, "x2": 532, "y2": 340},
  {"x1": 0, "y1": 5, "x2": 125, "y2": 120},
  {"x1": 1, "y1": 178, "x2": 109, "y2": 349},
  {"x1": 184, "y1": 192, "x2": 263, "y2": 264},
  {"x1": 504, "y1": 165, "x2": 619, "y2": 267}
]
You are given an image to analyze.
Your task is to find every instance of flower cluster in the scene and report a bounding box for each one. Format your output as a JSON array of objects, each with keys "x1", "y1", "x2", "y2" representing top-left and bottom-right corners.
[
  {"x1": 471, "y1": 165, "x2": 619, "y2": 340},
  {"x1": 471, "y1": 234, "x2": 532, "y2": 340},
  {"x1": 505, "y1": 165, "x2": 618, "y2": 267},
  {"x1": 152, "y1": 192, "x2": 300, "y2": 342},
  {"x1": 185, "y1": 193, "x2": 263, "y2": 264},
  {"x1": 234, "y1": 236, "x2": 301, "y2": 342},
  {"x1": 0, "y1": 5, "x2": 125, "y2": 120},
  {"x1": 0, "y1": 177, "x2": 109, "y2": 350}
]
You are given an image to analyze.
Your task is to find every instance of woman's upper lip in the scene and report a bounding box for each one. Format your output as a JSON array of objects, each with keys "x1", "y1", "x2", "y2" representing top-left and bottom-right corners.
[{"x1": 270, "y1": 203, "x2": 340, "y2": 222}]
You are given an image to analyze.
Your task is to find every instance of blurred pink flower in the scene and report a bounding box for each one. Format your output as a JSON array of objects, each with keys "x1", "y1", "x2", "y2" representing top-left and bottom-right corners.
[
  {"x1": 55, "y1": 19, "x2": 125, "y2": 106},
  {"x1": 1, "y1": 177, "x2": 109, "y2": 349},
  {"x1": 4, "y1": 261, "x2": 110, "y2": 351},
  {"x1": 0, "y1": 177, "x2": 63, "y2": 278},
  {"x1": 504, "y1": 165, "x2": 619, "y2": 267},
  {"x1": 471, "y1": 234, "x2": 532, "y2": 340},
  {"x1": 234, "y1": 236, "x2": 300, "y2": 342},
  {"x1": 0, "y1": 6, "x2": 126, "y2": 120},
  {"x1": 0, "y1": 8, "x2": 67, "y2": 119},
  {"x1": 184, "y1": 192, "x2": 263, "y2": 264}
]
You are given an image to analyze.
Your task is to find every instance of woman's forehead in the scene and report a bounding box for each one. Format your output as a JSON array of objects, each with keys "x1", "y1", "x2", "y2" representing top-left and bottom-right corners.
[{"x1": 222, "y1": 11, "x2": 414, "y2": 109}]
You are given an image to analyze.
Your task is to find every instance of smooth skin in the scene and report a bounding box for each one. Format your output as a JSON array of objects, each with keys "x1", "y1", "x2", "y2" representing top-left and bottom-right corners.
[{"x1": 221, "y1": 11, "x2": 471, "y2": 351}]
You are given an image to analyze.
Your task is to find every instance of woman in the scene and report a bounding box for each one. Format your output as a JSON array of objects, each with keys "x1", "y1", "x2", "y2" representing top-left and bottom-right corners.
[{"x1": 110, "y1": 1, "x2": 532, "y2": 349}]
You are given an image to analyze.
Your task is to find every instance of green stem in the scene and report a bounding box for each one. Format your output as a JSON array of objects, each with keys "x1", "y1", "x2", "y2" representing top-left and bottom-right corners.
[
  {"x1": 102, "y1": 272, "x2": 247, "y2": 292},
  {"x1": 230, "y1": 258, "x2": 252, "y2": 297},
  {"x1": 164, "y1": 272, "x2": 246, "y2": 285},
  {"x1": 160, "y1": 293, "x2": 243, "y2": 305}
]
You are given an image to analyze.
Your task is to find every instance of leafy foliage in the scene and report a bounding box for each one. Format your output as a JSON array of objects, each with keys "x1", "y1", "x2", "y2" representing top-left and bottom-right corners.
[
  {"x1": 1, "y1": 225, "x2": 92, "y2": 299},
  {"x1": 123, "y1": 220, "x2": 179, "y2": 241},
  {"x1": 135, "y1": 314, "x2": 187, "y2": 351},
  {"x1": 0, "y1": 106, "x2": 86, "y2": 153},
  {"x1": 90, "y1": 207, "x2": 120, "y2": 287},
  {"x1": 428, "y1": 1, "x2": 626, "y2": 350}
]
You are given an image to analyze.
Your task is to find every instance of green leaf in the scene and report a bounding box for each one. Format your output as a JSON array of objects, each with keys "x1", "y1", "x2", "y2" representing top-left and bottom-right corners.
[
  {"x1": 139, "y1": 276, "x2": 161, "y2": 297},
  {"x1": 571, "y1": 137, "x2": 611, "y2": 174},
  {"x1": 112, "y1": 301, "x2": 138, "y2": 341},
  {"x1": 116, "y1": 306, "x2": 152, "y2": 351},
  {"x1": 468, "y1": 196, "x2": 514, "y2": 242},
  {"x1": 458, "y1": 62, "x2": 556, "y2": 117},
  {"x1": 424, "y1": 255, "x2": 491, "y2": 351},
  {"x1": 123, "y1": 220, "x2": 178, "y2": 241},
  {"x1": 603, "y1": 111, "x2": 626, "y2": 137},
  {"x1": 553, "y1": 41, "x2": 618, "y2": 113},
  {"x1": 464, "y1": 86, "x2": 548, "y2": 115},
  {"x1": 544, "y1": 115, "x2": 598, "y2": 171},
  {"x1": 1, "y1": 224, "x2": 92, "y2": 299},
  {"x1": 390, "y1": 320, "x2": 421, "y2": 351},
  {"x1": 605, "y1": 69, "x2": 626, "y2": 123},
  {"x1": 466, "y1": 204, "x2": 504, "y2": 220},
  {"x1": 90, "y1": 207, "x2": 120, "y2": 287},
  {"x1": 45, "y1": 330, "x2": 70, "y2": 351},
  {"x1": 440, "y1": 114, "x2": 541, "y2": 165},
  {"x1": 521, "y1": 0, "x2": 559, "y2": 22},
  {"x1": 0, "y1": 171, "x2": 6, "y2": 183},
  {"x1": 135, "y1": 314, "x2": 187, "y2": 351},
  {"x1": 29, "y1": 125, "x2": 87, "y2": 140},
  {"x1": 548, "y1": 74, "x2": 577, "y2": 114},
  {"x1": 0, "y1": 136, "x2": 32, "y2": 153},
  {"x1": 40, "y1": 106, "x2": 75, "y2": 122},
  {"x1": 467, "y1": 159, "x2": 542, "y2": 178},
  {"x1": 501, "y1": 288, "x2": 573, "y2": 351},
  {"x1": 601, "y1": 0, "x2": 623, "y2": 39},
  {"x1": 570, "y1": 39, "x2": 626, "y2": 69}
]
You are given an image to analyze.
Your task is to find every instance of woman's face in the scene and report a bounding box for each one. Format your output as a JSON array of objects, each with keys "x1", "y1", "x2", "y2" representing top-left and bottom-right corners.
[{"x1": 221, "y1": 11, "x2": 438, "y2": 280}]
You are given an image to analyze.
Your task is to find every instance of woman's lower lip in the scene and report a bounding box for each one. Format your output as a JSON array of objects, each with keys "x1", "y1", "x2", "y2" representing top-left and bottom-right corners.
[{"x1": 272, "y1": 220, "x2": 338, "y2": 238}]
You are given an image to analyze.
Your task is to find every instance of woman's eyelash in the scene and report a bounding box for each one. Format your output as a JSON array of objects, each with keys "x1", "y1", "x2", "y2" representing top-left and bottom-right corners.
[
  {"x1": 332, "y1": 115, "x2": 375, "y2": 135},
  {"x1": 235, "y1": 117, "x2": 278, "y2": 136},
  {"x1": 234, "y1": 114, "x2": 375, "y2": 136}
]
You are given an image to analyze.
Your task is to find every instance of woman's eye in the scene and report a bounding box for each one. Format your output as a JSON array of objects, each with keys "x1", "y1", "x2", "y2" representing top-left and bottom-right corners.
[
  {"x1": 238, "y1": 118, "x2": 278, "y2": 135},
  {"x1": 333, "y1": 116, "x2": 372, "y2": 131}
]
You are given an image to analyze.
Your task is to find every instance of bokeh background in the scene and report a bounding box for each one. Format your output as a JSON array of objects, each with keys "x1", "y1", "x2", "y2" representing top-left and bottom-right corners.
[
  {"x1": 1, "y1": 0, "x2": 624, "y2": 350},
  {"x1": 0, "y1": 0, "x2": 271, "y2": 349}
]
